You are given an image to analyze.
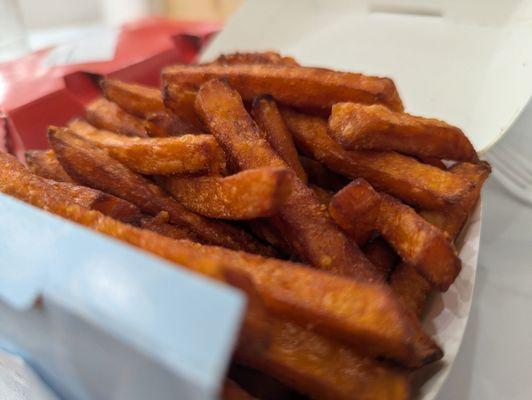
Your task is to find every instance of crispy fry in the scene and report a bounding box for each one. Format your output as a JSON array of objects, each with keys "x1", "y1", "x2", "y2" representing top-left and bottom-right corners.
[
  {"x1": 45, "y1": 180, "x2": 141, "y2": 223},
  {"x1": 139, "y1": 211, "x2": 198, "y2": 241},
  {"x1": 25, "y1": 149, "x2": 75, "y2": 183},
  {"x1": 159, "y1": 168, "x2": 293, "y2": 220},
  {"x1": 0, "y1": 150, "x2": 422, "y2": 363},
  {"x1": 242, "y1": 319, "x2": 409, "y2": 400},
  {"x1": 251, "y1": 95, "x2": 307, "y2": 182},
  {"x1": 212, "y1": 51, "x2": 299, "y2": 66},
  {"x1": 100, "y1": 79, "x2": 165, "y2": 117},
  {"x1": 222, "y1": 380, "x2": 256, "y2": 400},
  {"x1": 393, "y1": 161, "x2": 491, "y2": 316},
  {"x1": 282, "y1": 109, "x2": 474, "y2": 210},
  {"x1": 298, "y1": 155, "x2": 347, "y2": 191},
  {"x1": 330, "y1": 179, "x2": 461, "y2": 291},
  {"x1": 363, "y1": 237, "x2": 398, "y2": 278},
  {"x1": 48, "y1": 126, "x2": 272, "y2": 255},
  {"x1": 195, "y1": 79, "x2": 380, "y2": 281},
  {"x1": 68, "y1": 119, "x2": 226, "y2": 175},
  {"x1": 163, "y1": 63, "x2": 404, "y2": 112},
  {"x1": 162, "y1": 81, "x2": 206, "y2": 131},
  {"x1": 329, "y1": 103, "x2": 479, "y2": 161},
  {"x1": 86, "y1": 97, "x2": 167, "y2": 137}
]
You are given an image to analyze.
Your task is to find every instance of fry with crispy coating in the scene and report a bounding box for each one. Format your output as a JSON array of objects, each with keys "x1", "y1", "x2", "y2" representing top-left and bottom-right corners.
[
  {"x1": 25, "y1": 149, "x2": 75, "y2": 183},
  {"x1": 298, "y1": 155, "x2": 347, "y2": 191},
  {"x1": 48, "y1": 126, "x2": 272, "y2": 255},
  {"x1": 160, "y1": 168, "x2": 293, "y2": 220},
  {"x1": 68, "y1": 119, "x2": 226, "y2": 175},
  {"x1": 282, "y1": 109, "x2": 474, "y2": 210},
  {"x1": 251, "y1": 95, "x2": 307, "y2": 182},
  {"x1": 329, "y1": 103, "x2": 478, "y2": 161},
  {"x1": 163, "y1": 63, "x2": 404, "y2": 112},
  {"x1": 195, "y1": 79, "x2": 380, "y2": 281},
  {"x1": 86, "y1": 97, "x2": 167, "y2": 137},
  {"x1": 0, "y1": 150, "x2": 422, "y2": 364},
  {"x1": 212, "y1": 51, "x2": 299, "y2": 66},
  {"x1": 100, "y1": 79, "x2": 165, "y2": 117},
  {"x1": 330, "y1": 179, "x2": 461, "y2": 291},
  {"x1": 163, "y1": 81, "x2": 206, "y2": 131}
]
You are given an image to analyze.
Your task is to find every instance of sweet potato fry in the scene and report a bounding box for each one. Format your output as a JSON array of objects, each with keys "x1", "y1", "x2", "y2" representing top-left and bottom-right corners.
[
  {"x1": 330, "y1": 179, "x2": 461, "y2": 291},
  {"x1": 298, "y1": 155, "x2": 347, "y2": 191},
  {"x1": 68, "y1": 119, "x2": 226, "y2": 175},
  {"x1": 0, "y1": 150, "x2": 424, "y2": 364},
  {"x1": 282, "y1": 109, "x2": 474, "y2": 210},
  {"x1": 25, "y1": 149, "x2": 75, "y2": 183},
  {"x1": 162, "y1": 81, "x2": 206, "y2": 131},
  {"x1": 251, "y1": 96, "x2": 307, "y2": 182},
  {"x1": 163, "y1": 63, "x2": 404, "y2": 112},
  {"x1": 159, "y1": 168, "x2": 293, "y2": 220},
  {"x1": 100, "y1": 79, "x2": 165, "y2": 117},
  {"x1": 195, "y1": 79, "x2": 380, "y2": 281},
  {"x1": 48, "y1": 126, "x2": 272, "y2": 255},
  {"x1": 363, "y1": 237, "x2": 399, "y2": 278},
  {"x1": 242, "y1": 319, "x2": 409, "y2": 400},
  {"x1": 328, "y1": 103, "x2": 479, "y2": 161},
  {"x1": 212, "y1": 51, "x2": 299, "y2": 66},
  {"x1": 45, "y1": 180, "x2": 141, "y2": 223},
  {"x1": 86, "y1": 97, "x2": 167, "y2": 137}
]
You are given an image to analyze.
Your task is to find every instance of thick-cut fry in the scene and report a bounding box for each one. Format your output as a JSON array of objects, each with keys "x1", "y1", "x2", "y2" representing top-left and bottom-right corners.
[
  {"x1": 195, "y1": 79, "x2": 380, "y2": 281},
  {"x1": 162, "y1": 81, "x2": 206, "y2": 131},
  {"x1": 100, "y1": 79, "x2": 165, "y2": 117},
  {"x1": 45, "y1": 180, "x2": 141, "y2": 223},
  {"x1": 86, "y1": 97, "x2": 167, "y2": 137},
  {"x1": 160, "y1": 168, "x2": 293, "y2": 220},
  {"x1": 328, "y1": 103, "x2": 479, "y2": 161},
  {"x1": 163, "y1": 63, "x2": 404, "y2": 112},
  {"x1": 363, "y1": 237, "x2": 398, "y2": 278},
  {"x1": 241, "y1": 319, "x2": 409, "y2": 400},
  {"x1": 392, "y1": 161, "x2": 491, "y2": 316},
  {"x1": 68, "y1": 119, "x2": 226, "y2": 175},
  {"x1": 330, "y1": 179, "x2": 461, "y2": 291},
  {"x1": 251, "y1": 95, "x2": 307, "y2": 182},
  {"x1": 0, "y1": 150, "x2": 423, "y2": 364},
  {"x1": 25, "y1": 150, "x2": 75, "y2": 183},
  {"x1": 139, "y1": 211, "x2": 197, "y2": 241},
  {"x1": 282, "y1": 109, "x2": 474, "y2": 210},
  {"x1": 299, "y1": 155, "x2": 347, "y2": 191},
  {"x1": 212, "y1": 51, "x2": 299, "y2": 66},
  {"x1": 48, "y1": 126, "x2": 272, "y2": 256}
]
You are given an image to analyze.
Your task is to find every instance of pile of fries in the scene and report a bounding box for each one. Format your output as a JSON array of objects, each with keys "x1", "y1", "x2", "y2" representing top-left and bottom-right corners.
[{"x1": 0, "y1": 51, "x2": 491, "y2": 400}]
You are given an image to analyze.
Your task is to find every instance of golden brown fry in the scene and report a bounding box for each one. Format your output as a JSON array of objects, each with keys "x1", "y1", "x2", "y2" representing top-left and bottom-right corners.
[
  {"x1": 330, "y1": 179, "x2": 461, "y2": 291},
  {"x1": 283, "y1": 109, "x2": 474, "y2": 210},
  {"x1": 163, "y1": 63, "x2": 404, "y2": 112},
  {"x1": 100, "y1": 79, "x2": 165, "y2": 117},
  {"x1": 162, "y1": 81, "x2": 206, "y2": 131},
  {"x1": 86, "y1": 97, "x2": 167, "y2": 137},
  {"x1": 329, "y1": 103, "x2": 479, "y2": 161},
  {"x1": 139, "y1": 211, "x2": 198, "y2": 241},
  {"x1": 25, "y1": 149, "x2": 75, "y2": 183},
  {"x1": 212, "y1": 51, "x2": 299, "y2": 66},
  {"x1": 46, "y1": 180, "x2": 141, "y2": 223},
  {"x1": 363, "y1": 237, "x2": 398, "y2": 278},
  {"x1": 242, "y1": 319, "x2": 409, "y2": 400},
  {"x1": 68, "y1": 119, "x2": 226, "y2": 175},
  {"x1": 48, "y1": 126, "x2": 272, "y2": 256},
  {"x1": 298, "y1": 155, "x2": 347, "y2": 191},
  {"x1": 0, "y1": 150, "x2": 421, "y2": 364},
  {"x1": 160, "y1": 168, "x2": 293, "y2": 220},
  {"x1": 222, "y1": 380, "x2": 256, "y2": 400},
  {"x1": 251, "y1": 95, "x2": 307, "y2": 182},
  {"x1": 195, "y1": 79, "x2": 380, "y2": 281}
]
